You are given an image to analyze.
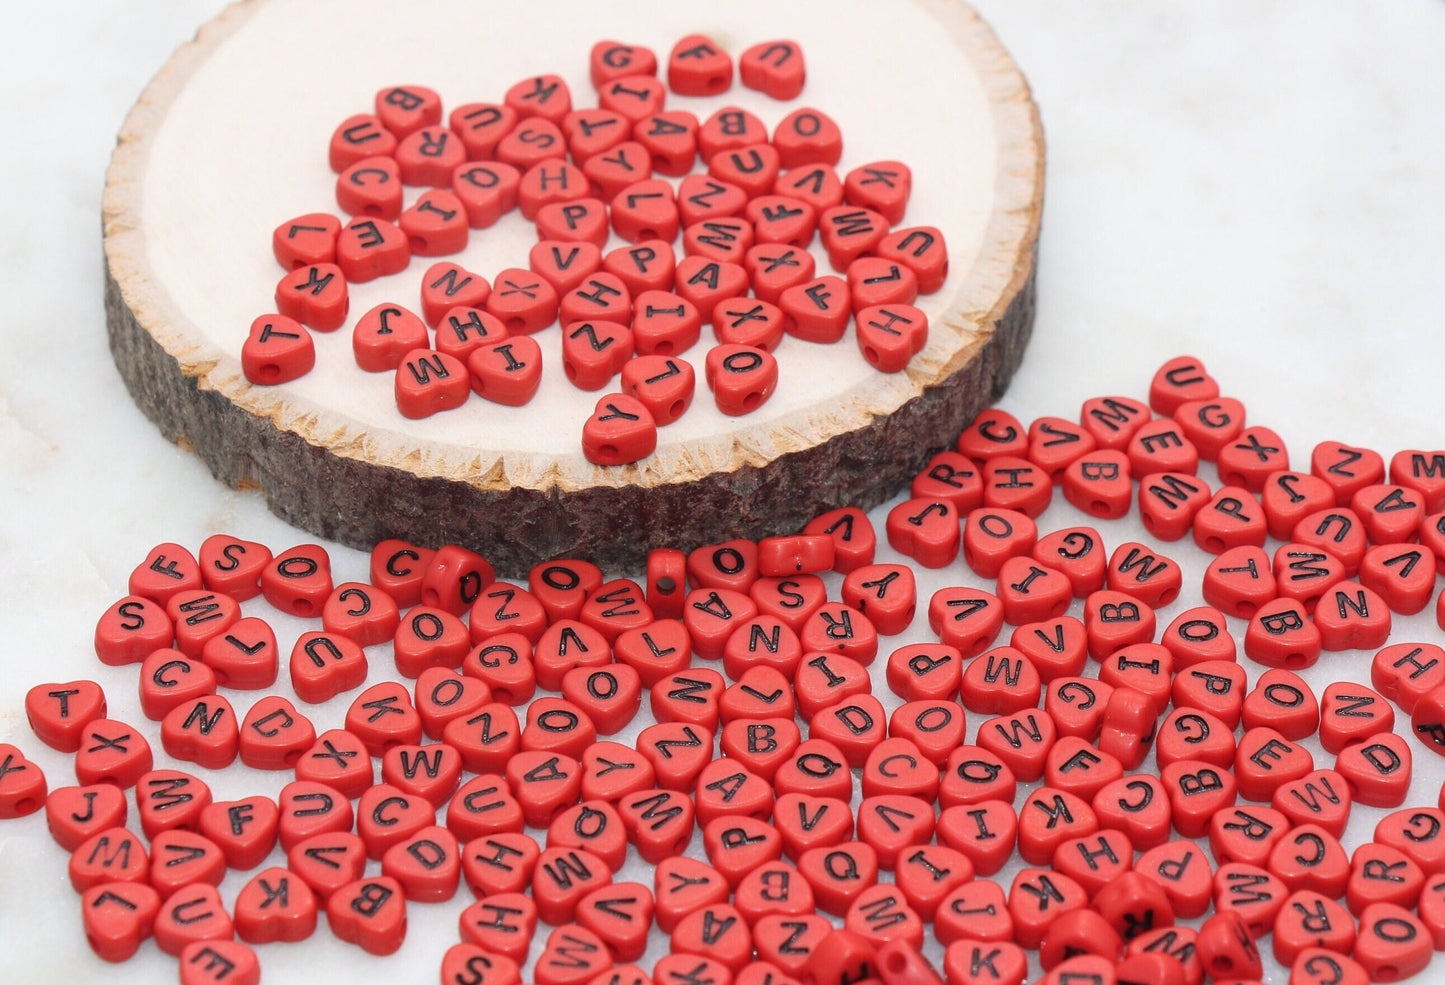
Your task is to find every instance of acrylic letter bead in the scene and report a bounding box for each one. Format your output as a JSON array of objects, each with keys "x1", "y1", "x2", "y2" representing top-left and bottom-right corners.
[
  {"x1": 242, "y1": 313, "x2": 313, "y2": 385},
  {"x1": 668, "y1": 34, "x2": 732, "y2": 96},
  {"x1": 1135, "y1": 472, "x2": 1211, "y2": 543},
  {"x1": 856, "y1": 303, "x2": 929, "y2": 372},
  {"x1": 705, "y1": 344, "x2": 778, "y2": 416},
  {"x1": 1244, "y1": 598, "x2": 1322, "y2": 670},
  {"x1": 1062, "y1": 450, "x2": 1133, "y2": 519},
  {"x1": 1236, "y1": 727, "x2": 1315, "y2": 801},
  {"x1": 712, "y1": 297, "x2": 785, "y2": 352},
  {"x1": 1080, "y1": 395, "x2": 1151, "y2": 452},
  {"x1": 1201, "y1": 546, "x2": 1276, "y2": 619},
  {"x1": 582, "y1": 393, "x2": 657, "y2": 465},
  {"x1": 674, "y1": 256, "x2": 749, "y2": 321},
  {"x1": 1193, "y1": 485, "x2": 1268, "y2": 554},
  {"x1": 26, "y1": 680, "x2": 107, "y2": 755},
  {"x1": 1311, "y1": 440, "x2": 1386, "y2": 506},
  {"x1": 1218, "y1": 426, "x2": 1290, "y2": 492},
  {"x1": 82, "y1": 879, "x2": 162, "y2": 962},
  {"x1": 274, "y1": 211, "x2": 341, "y2": 270},
  {"x1": 232, "y1": 866, "x2": 319, "y2": 945},
  {"x1": 275, "y1": 262, "x2": 348, "y2": 334},
  {"x1": 451, "y1": 160, "x2": 521, "y2": 228},
  {"x1": 154, "y1": 885, "x2": 234, "y2": 956},
  {"x1": 1274, "y1": 542, "x2": 1347, "y2": 610},
  {"x1": 367, "y1": 540, "x2": 431, "y2": 611},
  {"x1": 844, "y1": 161, "x2": 911, "y2": 226},
  {"x1": 1147, "y1": 355, "x2": 1219, "y2": 415}
]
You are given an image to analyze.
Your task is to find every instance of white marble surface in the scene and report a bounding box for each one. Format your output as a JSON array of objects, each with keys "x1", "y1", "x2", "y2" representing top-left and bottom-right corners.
[{"x1": 1, "y1": 2, "x2": 1443, "y2": 983}]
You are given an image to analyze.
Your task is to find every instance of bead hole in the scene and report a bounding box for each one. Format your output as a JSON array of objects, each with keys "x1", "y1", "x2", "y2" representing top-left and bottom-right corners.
[
  {"x1": 1090, "y1": 500, "x2": 1110, "y2": 516},
  {"x1": 1233, "y1": 601, "x2": 1257, "y2": 619},
  {"x1": 638, "y1": 228, "x2": 656, "y2": 240},
  {"x1": 1203, "y1": 536, "x2": 1226, "y2": 553},
  {"x1": 599, "y1": 444, "x2": 619, "y2": 459},
  {"x1": 505, "y1": 317, "x2": 526, "y2": 334},
  {"x1": 421, "y1": 588, "x2": 440, "y2": 608},
  {"x1": 742, "y1": 391, "x2": 762, "y2": 411},
  {"x1": 654, "y1": 342, "x2": 674, "y2": 355},
  {"x1": 258, "y1": 363, "x2": 282, "y2": 383},
  {"x1": 669, "y1": 399, "x2": 685, "y2": 418},
  {"x1": 886, "y1": 953, "x2": 908, "y2": 973},
  {"x1": 863, "y1": 345, "x2": 880, "y2": 366},
  {"x1": 291, "y1": 599, "x2": 316, "y2": 617}
]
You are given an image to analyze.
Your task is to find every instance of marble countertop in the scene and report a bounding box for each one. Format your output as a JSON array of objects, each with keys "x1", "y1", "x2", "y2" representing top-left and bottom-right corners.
[{"x1": 1, "y1": 1, "x2": 1442, "y2": 982}]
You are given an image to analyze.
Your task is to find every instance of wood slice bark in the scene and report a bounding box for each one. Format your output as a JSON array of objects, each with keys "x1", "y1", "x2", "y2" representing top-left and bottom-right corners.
[{"x1": 103, "y1": 0, "x2": 1044, "y2": 576}]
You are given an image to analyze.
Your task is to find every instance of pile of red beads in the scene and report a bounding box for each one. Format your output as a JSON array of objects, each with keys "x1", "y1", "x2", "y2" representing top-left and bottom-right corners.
[
  {"x1": 7, "y1": 354, "x2": 1445, "y2": 984},
  {"x1": 245, "y1": 34, "x2": 947, "y2": 465}
]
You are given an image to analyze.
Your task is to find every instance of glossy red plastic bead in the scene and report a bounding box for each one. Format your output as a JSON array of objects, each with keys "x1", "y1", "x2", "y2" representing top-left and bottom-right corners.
[
  {"x1": 160, "y1": 695, "x2": 238, "y2": 770},
  {"x1": 940, "y1": 745, "x2": 1017, "y2": 809},
  {"x1": 1244, "y1": 598, "x2": 1322, "y2": 670},
  {"x1": 198, "y1": 795, "x2": 278, "y2": 870},
  {"x1": 129, "y1": 542, "x2": 203, "y2": 605},
  {"x1": 82, "y1": 880, "x2": 161, "y2": 962},
  {"x1": 722, "y1": 666, "x2": 798, "y2": 725},
  {"x1": 1098, "y1": 644, "x2": 1172, "y2": 715},
  {"x1": 466, "y1": 584, "x2": 548, "y2": 648},
  {"x1": 1156, "y1": 707, "x2": 1235, "y2": 771},
  {"x1": 1007, "y1": 868, "x2": 1088, "y2": 950},
  {"x1": 46, "y1": 784, "x2": 128, "y2": 851},
  {"x1": 95, "y1": 595, "x2": 172, "y2": 667},
  {"x1": 1045, "y1": 676, "x2": 1111, "y2": 741},
  {"x1": 295, "y1": 729, "x2": 373, "y2": 799},
  {"x1": 981, "y1": 456, "x2": 1051, "y2": 517},
  {"x1": 1145, "y1": 355, "x2": 1216, "y2": 414},
  {"x1": 704, "y1": 343, "x2": 778, "y2": 416},
  {"x1": 234, "y1": 866, "x2": 318, "y2": 943},
  {"x1": 1016, "y1": 786, "x2": 1098, "y2": 866},
  {"x1": 976, "y1": 709, "x2": 1055, "y2": 782},
  {"x1": 1083, "y1": 590, "x2": 1155, "y2": 662},
  {"x1": 856, "y1": 303, "x2": 929, "y2": 372},
  {"x1": 960, "y1": 647, "x2": 1041, "y2": 716},
  {"x1": 1272, "y1": 542, "x2": 1347, "y2": 615},
  {"x1": 1272, "y1": 889, "x2": 1355, "y2": 968},
  {"x1": 650, "y1": 668, "x2": 724, "y2": 731},
  {"x1": 762, "y1": 535, "x2": 838, "y2": 579},
  {"x1": 149, "y1": 828, "x2": 226, "y2": 901},
  {"x1": 1268, "y1": 822, "x2": 1351, "y2": 899},
  {"x1": 1360, "y1": 542, "x2": 1437, "y2": 614},
  {"x1": 1236, "y1": 727, "x2": 1315, "y2": 801},
  {"x1": 1136, "y1": 471, "x2": 1212, "y2": 543},
  {"x1": 886, "y1": 498, "x2": 960, "y2": 569},
  {"x1": 1313, "y1": 580, "x2": 1391, "y2": 651},
  {"x1": 287, "y1": 830, "x2": 367, "y2": 904},
  {"x1": 275, "y1": 262, "x2": 347, "y2": 334},
  {"x1": 1335, "y1": 732, "x2": 1412, "y2": 808},
  {"x1": 809, "y1": 694, "x2": 887, "y2": 769},
  {"x1": 70, "y1": 826, "x2": 148, "y2": 891},
  {"x1": 1079, "y1": 395, "x2": 1150, "y2": 452},
  {"x1": 133, "y1": 768, "x2": 211, "y2": 840},
  {"x1": 326, "y1": 875, "x2": 408, "y2": 956},
  {"x1": 1092, "y1": 774, "x2": 1171, "y2": 851},
  {"x1": 277, "y1": 780, "x2": 351, "y2": 853},
  {"x1": 957, "y1": 408, "x2": 1026, "y2": 460},
  {"x1": 75, "y1": 719, "x2": 153, "y2": 789},
  {"x1": 1294, "y1": 507, "x2": 1368, "y2": 577},
  {"x1": 684, "y1": 588, "x2": 758, "y2": 660},
  {"x1": 798, "y1": 840, "x2": 880, "y2": 917},
  {"x1": 161, "y1": 590, "x2": 240, "y2": 664},
  {"x1": 934, "y1": 879, "x2": 1015, "y2": 947},
  {"x1": 1062, "y1": 449, "x2": 1134, "y2": 520},
  {"x1": 1160, "y1": 758, "x2": 1236, "y2": 838},
  {"x1": 26, "y1": 680, "x2": 106, "y2": 754},
  {"x1": 775, "y1": 738, "x2": 853, "y2": 802},
  {"x1": 274, "y1": 210, "x2": 341, "y2": 269},
  {"x1": 962, "y1": 508, "x2": 1037, "y2": 580},
  {"x1": 1052, "y1": 828, "x2": 1134, "y2": 900}
]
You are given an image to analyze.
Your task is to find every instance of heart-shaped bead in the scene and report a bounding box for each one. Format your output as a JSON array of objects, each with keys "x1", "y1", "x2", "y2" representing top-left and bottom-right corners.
[
  {"x1": 178, "y1": 939, "x2": 261, "y2": 985},
  {"x1": 24, "y1": 680, "x2": 107, "y2": 753},
  {"x1": 234, "y1": 866, "x2": 318, "y2": 944},
  {"x1": 82, "y1": 880, "x2": 161, "y2": 962}
]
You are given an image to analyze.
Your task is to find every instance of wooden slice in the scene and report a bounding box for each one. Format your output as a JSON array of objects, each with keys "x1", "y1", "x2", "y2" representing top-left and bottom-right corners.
[{"x1": 104, "y1": 0, "x2": 1043, "y2": 576}]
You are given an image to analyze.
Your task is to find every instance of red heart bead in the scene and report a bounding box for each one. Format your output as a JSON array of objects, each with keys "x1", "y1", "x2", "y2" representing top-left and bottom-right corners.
[
  {"x1": 24, "y1": 680, "x2": 107, "y2": 753},
  {"x1": 82, "y1": 880, "x2": 161, "y2": 962},
  {"x1": 240, "y1": 695, "x2": 317, "y2": 771},
  {"x1": 277, "y1": 779, "x2": 353, "y2": 853},
  {"x1": 199, "y1": 795, "x2": 279, "y2": 870},
  {"x1": 287, "y1": 830, "x2": 367, "y2": 902},
  {"x1": 149, "y1": 828, "x2": 226, "y2": 899},
  {"x1": 196, "y1": 534, "x2": 271, "y2": 595},
  {"x1": 153, "y1": 882, "x2": 233, "y2": 956},
  {"x1": 178, "y1": 939, "x2": 261, "y2": 985},
  {"x1": 45, "y1": 783, "x2": 129, "y2": 851},
  {"x1": 326, "y1": 876, "x2": 408, "y2": 955},
  {"x1": 234, "y1": 866, "x2": 318, "y2": 943}
]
